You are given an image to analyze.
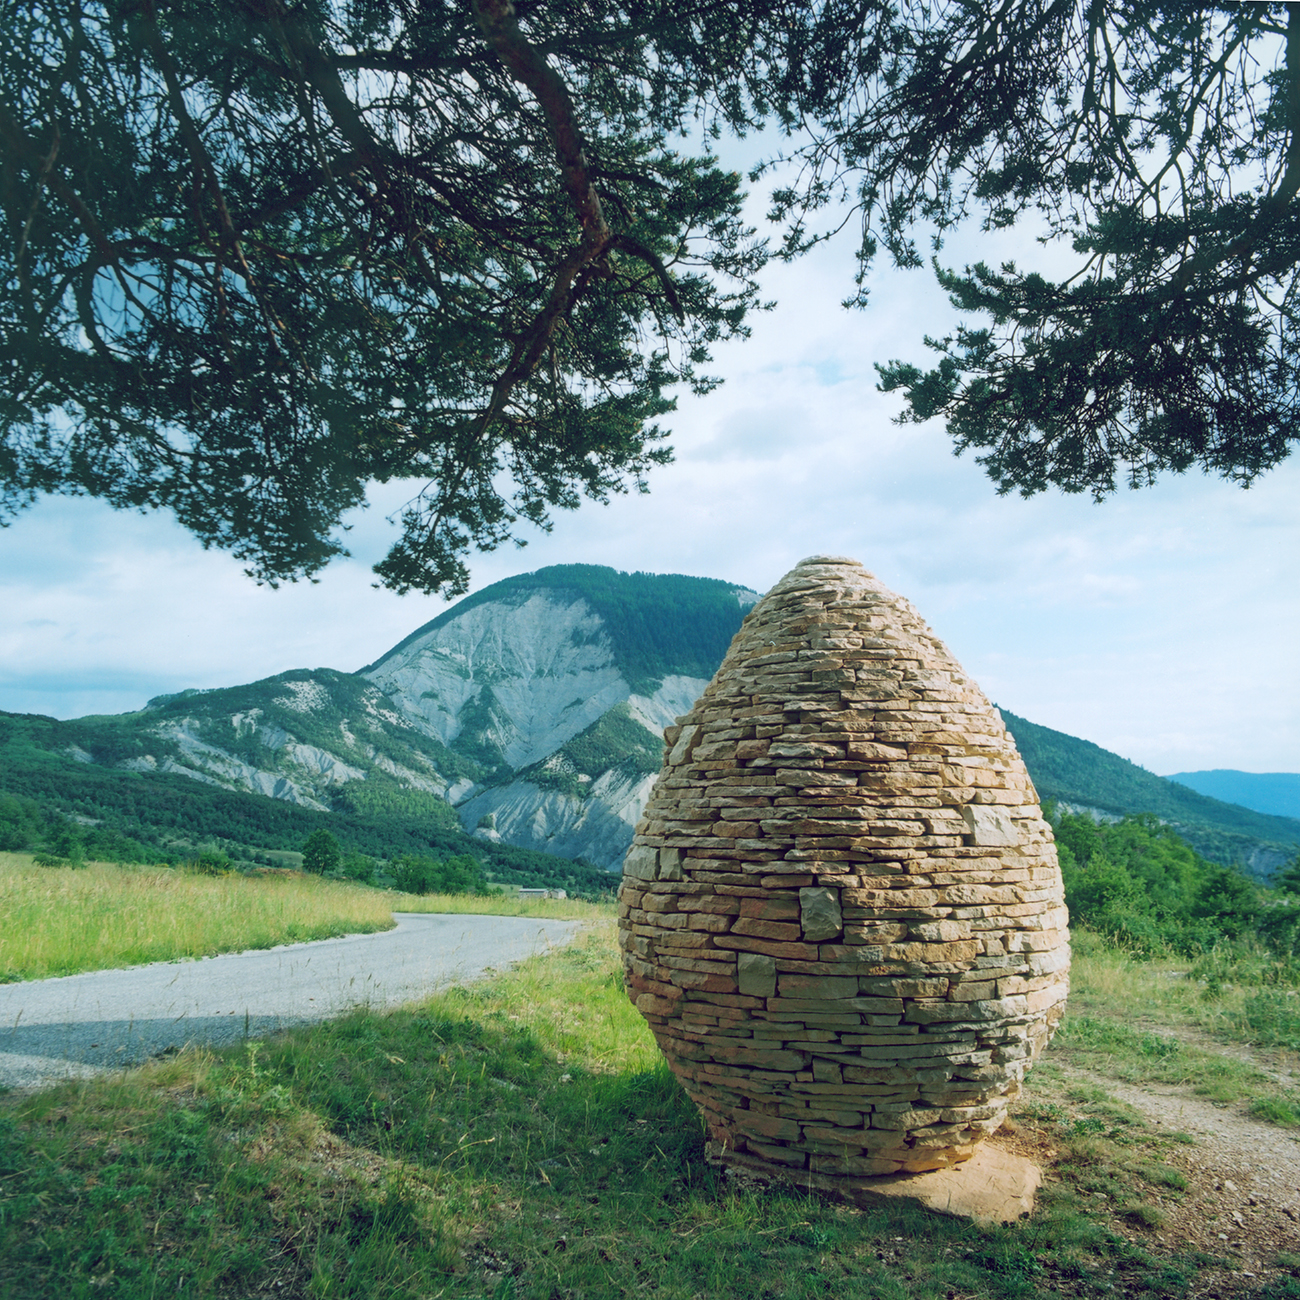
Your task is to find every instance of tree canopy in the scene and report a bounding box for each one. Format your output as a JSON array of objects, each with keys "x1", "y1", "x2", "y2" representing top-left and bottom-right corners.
[
  {"x1": 3, "y1": 1, "x2": 1296, "y2": 596},
  {"x1": 856, "y1": 2, "x2": 1300, "y2": 500},
  {"x1": 301, "y1": 826, "x2": 341, "y2": 875},
  {"x1": 1, "y1": 0, "x2": 770, "y2": 594}
]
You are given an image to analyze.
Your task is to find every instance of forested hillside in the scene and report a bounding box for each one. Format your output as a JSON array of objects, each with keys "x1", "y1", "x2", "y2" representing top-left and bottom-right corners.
[
  {"x1": 1050, "y1": 803, "x2": 1300, "y2": 961},
  {"x1": 1166, "y1": 770, "x2": 1300, "y2": 821},
  {"x1": 0, "y1": 715, "x2": 612, "y2": 896},
  {"x1": 2, "y1": 564, "x2": 1293, "y2": 889},
  {"x1": 1002, "y1": 709, "x2": 1300, "y2": 878}
]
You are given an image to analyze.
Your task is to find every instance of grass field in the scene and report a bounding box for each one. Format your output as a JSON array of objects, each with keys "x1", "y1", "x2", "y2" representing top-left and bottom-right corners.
[
  {"x1": 4, "y1": 920, "x2": 1300, "y2": 1300},
  {"x1": 1061, "y1": 928, "x2": 1300, "y2": 1122},
  {"x1": 0, "y1": 852, "x2": 602, "y2": 983}
]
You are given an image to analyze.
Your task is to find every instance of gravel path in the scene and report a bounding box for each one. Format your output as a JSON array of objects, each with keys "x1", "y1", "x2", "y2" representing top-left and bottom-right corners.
[
  {"x1": 0, "y1": 912, "x2": 580, "y2": 1090},
  {"x1": 1049, "y1": 1060, "x2": 1300, "y2": 1288}
]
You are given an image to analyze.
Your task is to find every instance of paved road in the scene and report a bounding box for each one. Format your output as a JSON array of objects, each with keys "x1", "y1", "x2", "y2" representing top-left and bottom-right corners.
[{"x1": 0, "y1": 912, "x2": 581, "y2": 1090}]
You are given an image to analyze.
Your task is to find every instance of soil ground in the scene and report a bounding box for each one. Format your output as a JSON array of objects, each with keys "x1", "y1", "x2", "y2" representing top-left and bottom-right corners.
[{"x1": 1004, "y1": 1036, "x2": 1300, "y2": 1297}]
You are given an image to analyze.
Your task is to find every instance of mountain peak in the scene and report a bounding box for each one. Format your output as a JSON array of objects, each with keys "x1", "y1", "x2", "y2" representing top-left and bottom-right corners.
[{"x1": 359, "y1": 564, "x2": 760, "y2": 684}]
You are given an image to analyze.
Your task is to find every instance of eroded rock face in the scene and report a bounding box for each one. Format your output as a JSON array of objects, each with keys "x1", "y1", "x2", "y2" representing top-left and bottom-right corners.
[{"x1": 619, "y1": 556, "x2": 1070, "y2": 1183}]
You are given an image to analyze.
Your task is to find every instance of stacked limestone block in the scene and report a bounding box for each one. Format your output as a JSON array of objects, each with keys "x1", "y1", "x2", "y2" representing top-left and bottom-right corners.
[{"x1": 619, "y1": 556, "x2": 1070, "y2": 1185}]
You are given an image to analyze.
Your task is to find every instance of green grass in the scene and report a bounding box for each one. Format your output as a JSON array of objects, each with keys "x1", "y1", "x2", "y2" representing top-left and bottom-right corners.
[
  {"x1": 0, "y1": 852, "x2": 606, "y2": 983},
  {"x1": 1242, "y1": 990, "x2": 1300, "y2": 1050},
  {"x1": 5, "y1": 924, "x2": 1290, "y2": 1300},
  {"x1": 1057, "y1": 927, "x2": 1300, "y2": 1121}
]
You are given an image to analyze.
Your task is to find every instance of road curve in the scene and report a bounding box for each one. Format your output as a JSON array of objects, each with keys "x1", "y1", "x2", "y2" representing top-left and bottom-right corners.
[{"x1": 0, "y1": 912, "x2": 581, "y2": 1090}]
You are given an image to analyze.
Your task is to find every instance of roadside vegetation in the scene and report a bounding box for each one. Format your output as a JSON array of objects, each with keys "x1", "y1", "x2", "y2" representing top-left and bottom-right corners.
[
  {"x1": 0, "y1": 851, "x2": 600, "y2": 984},
  {"x1": 4, "y1": 920, "x2": 1300, "y2": 1300},
  {"x1": 4, "y1": 813, "x2": 1300, "y2": 1295},
  {"x1": 1050, "y1": 805, "x2": 1300, "y2": 1063}
]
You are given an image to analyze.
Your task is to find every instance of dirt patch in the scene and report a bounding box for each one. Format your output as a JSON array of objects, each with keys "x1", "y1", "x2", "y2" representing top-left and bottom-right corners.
[{"x1": 1055, "y1": 1062, "x2": 1300, "y2": 1293}]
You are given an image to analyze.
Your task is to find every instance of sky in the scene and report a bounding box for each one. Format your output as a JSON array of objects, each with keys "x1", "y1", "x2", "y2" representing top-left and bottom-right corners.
[{"x1": 2, "y1": 173, "x2": 1297, "y2": 778}]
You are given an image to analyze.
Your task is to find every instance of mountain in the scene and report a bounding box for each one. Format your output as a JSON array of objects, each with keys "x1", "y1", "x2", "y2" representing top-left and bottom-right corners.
[
  {"x1": 1, "y1": 666, "x2": 477, "y2": 819},
  {"x1": 0, "y1": 703, "x2": 614, "y2": 895},
  {"x1": 999, "y1": 710, "x2": 1300, "y2": 880},
  {"x1": 1164, "y1": 770, "x2": 1300, "y2": 822},
  {"x1": 359, "y1": 565, "x2": 761, "y2": 865},
  {"x1": 0, "y1": 566, "x2": 760, "y2": 874},
  {"x1": 2, "y1": 562, "x2": 1294, "y2": 881}
]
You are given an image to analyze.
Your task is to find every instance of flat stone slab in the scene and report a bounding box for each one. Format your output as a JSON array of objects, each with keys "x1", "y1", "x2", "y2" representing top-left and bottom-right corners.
[{"x1": 851, "y1": 1143, "x2": 1042, "y2": 1225}]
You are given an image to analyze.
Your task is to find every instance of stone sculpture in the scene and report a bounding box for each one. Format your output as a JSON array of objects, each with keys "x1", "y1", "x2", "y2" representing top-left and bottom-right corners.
[{"x1": 619, "y1": 556, "x2": 1070, "y2": 1188}]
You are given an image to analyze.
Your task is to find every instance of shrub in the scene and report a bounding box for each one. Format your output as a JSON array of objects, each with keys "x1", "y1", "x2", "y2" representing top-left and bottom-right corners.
[
  {"x1": 301, "y1": 828, "x2": 342, "y2": 876},
  {"x1": 391, "y1": 853, "x2": 490, "y2": 896},
  {"x1": 1050, "y1": 805, "x2": 1291, "y2": 958},
  {"x1": 341, "y1": 851, "x2": 376, "y2": 884},
  {"x1": 182, "y1": 850, "x2": 234, "y2": 875}
]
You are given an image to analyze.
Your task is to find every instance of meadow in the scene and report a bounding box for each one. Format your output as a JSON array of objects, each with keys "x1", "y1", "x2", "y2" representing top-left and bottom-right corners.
[
  {"x1": 0, "y1": 852, "x2": 593, "y2": 983},
  {"x1": 3, "y1": 832, "x2": 1300, "y2": 1298},
  {"x1": 2, "y1": 911, "x2": 1299, "y2": 1298}
]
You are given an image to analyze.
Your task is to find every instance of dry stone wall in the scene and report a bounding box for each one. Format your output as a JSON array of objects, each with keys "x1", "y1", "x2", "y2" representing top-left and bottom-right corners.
[{"x1": 619, "y1": 556, "x2": 1070, "y2": 1185}]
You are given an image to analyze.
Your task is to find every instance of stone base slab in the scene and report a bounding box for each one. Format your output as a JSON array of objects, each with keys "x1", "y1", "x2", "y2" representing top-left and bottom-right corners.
[{"x1": 713, "y1": 1141, "x2": 1042, "y2": 1226}]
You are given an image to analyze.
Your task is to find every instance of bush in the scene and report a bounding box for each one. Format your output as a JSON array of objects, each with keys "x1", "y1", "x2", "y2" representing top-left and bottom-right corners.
[
  {"x1": 341, "y1": 851, "x2": 376, "y2": 884},
  {"x1": 1049, "y1": 805, "x2": 1294, "y2": 958},
  {"x1": 182, "y1": 851, "x2": 234, "y2": 875},
  {"x1": 1276, "y1": 852, "x2": 1300, "y2": 896},
  {"x1": 1256, "y1": 899, "x2": 1300, "y2": 958},
  {"x1": 301, "y1": 828, "x2": 342, "y2": 876},
  {"x1": 391, "y1": 853, "x2": 490, "y2": 896},
  {"x1": 1191, "y1": 866, "x2": 1261, "y2": 939},
  {"x1": 43, "y1": 827, "x2": 85, "y2": 865}
]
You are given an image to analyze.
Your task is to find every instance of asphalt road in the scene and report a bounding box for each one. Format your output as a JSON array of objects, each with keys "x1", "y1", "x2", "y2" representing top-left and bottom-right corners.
[{"x1": 0, "y1": 912, "x2": 581, "y2": 1090}]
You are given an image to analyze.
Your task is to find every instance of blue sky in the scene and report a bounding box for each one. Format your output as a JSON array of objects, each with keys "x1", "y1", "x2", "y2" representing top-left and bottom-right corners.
[{"x1": 2, "y1": 189, "x2": 1296, "y2": 777}]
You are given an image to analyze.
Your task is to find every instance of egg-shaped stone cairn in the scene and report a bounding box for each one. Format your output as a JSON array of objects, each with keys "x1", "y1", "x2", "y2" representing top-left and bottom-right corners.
[{"x1": 619, "y1": 556, "x2": 1070, "y2": 1185}]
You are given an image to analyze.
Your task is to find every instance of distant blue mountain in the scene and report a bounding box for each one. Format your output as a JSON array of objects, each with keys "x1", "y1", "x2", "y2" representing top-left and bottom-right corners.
[{"x1": 1166, "y1": 770, "x2": 1300, "y2": 821}]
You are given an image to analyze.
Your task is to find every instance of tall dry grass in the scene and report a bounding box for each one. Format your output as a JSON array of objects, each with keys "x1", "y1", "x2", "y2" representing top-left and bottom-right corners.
[
  {"x1": 0, "y1": 853, "x2": 613, "y2": 983},
  {"x1": 391, "y1": 891, "x2": 606, "y2": 921},
  {"x1": 0, "y1": 853, "x2": 396, "y2": 982}
]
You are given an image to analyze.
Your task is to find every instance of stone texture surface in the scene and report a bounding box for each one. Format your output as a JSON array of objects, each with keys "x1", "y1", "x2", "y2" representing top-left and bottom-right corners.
[
  {"x1": 847, "y1": 1143, "x2": 1043, "y2": 1224},
  {"x1": 618, "y1": 556, "x2": 1070, "y2": 1192}
]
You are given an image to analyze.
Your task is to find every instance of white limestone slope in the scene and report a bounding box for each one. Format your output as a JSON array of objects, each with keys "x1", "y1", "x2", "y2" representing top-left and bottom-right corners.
[
  {"x1": 139, "y1": 718, "x2": 336, "y2": 810},
  {"x1": 362, "y1": 592, "x2": 630, "y2": 769},
  {"x1": 46, "y1": 574, "x2": 758, "y2": 870},
  {"x1": 457, "y1": 769, "x2": 660, "y2": 868},
  {"x1": 626, "y1": 675, "x2": 714, "y2": 735},
  {"x1": 116, "y1": 677, "x2": 458, "y2": 812},
  {"x1": 359, "y1": 588, "x2": 751, "y2": 868}
]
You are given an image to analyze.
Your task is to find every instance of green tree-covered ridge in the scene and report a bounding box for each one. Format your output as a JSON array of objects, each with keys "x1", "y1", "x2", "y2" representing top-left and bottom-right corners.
[
  {"x1": 363, "y1": 564, "x2": 757, "y2": 696},
  {"x1": 1165, "y1": 770, "x2": 1300, "y2": 821},
  {"x1": 1001, "y1": 708, "x2": 1300, "y2": 876},
  {"x1": 0, "y1": 708, "x2": 611, "y2": 896}
]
